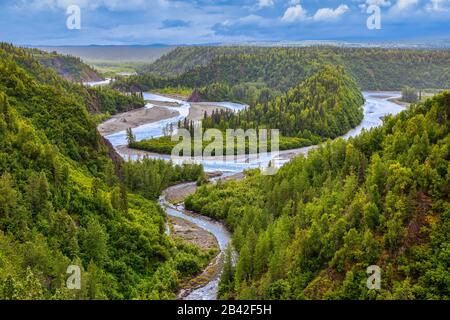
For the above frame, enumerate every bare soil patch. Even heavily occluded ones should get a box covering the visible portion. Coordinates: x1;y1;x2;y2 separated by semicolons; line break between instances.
98;106;178;136
187;103;227;121
165;183;198;204
170;216;218;251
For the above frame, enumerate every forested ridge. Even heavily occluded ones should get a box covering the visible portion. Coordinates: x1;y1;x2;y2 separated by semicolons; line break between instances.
2;41;449;301
2;44;103;83
0;43;145;117
149;47;450;91
113;46;450;103
185;92;450;300
202;65;364;139
0;44;209;299
142;47;266;76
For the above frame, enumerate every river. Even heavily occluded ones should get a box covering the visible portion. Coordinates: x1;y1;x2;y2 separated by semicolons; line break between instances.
159;183;232;300
99;89;405;300
84;78;113;87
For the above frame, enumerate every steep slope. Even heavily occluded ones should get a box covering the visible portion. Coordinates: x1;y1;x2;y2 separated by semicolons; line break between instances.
36;52;102;83
11;44;103;82
202;65;364;140
0;44;207;299
0;43;145;116
185;92;450;300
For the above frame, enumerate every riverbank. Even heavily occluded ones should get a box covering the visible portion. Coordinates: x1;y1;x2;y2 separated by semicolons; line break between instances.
178;253;223;300
98;106;179;136
153;92;190;101
169;213;222;300
170;215;218;251
162;183;222;299
99;99;229;136
187;103;227;121
389;97;410;107
99;91;406;300
160;180;235;300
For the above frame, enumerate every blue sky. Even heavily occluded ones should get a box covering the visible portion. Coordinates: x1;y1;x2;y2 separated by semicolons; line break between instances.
0;0;449;45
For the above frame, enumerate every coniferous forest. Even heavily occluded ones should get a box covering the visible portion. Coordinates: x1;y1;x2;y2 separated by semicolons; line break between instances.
113;46;450;104
130;65;365;154
185;92;450;300
3;0;450;312
0;40;449;303
0;44;208;299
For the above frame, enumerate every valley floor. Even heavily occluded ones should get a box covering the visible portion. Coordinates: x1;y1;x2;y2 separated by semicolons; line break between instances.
98;91;406;300
98;106;178;136
98;98;229;136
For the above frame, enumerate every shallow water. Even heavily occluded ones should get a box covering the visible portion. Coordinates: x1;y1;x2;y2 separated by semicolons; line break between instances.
106;93;190;146
83;78;112;87
160;192;231;252
105;91;404;174
342;92;404;140
159;186;232;300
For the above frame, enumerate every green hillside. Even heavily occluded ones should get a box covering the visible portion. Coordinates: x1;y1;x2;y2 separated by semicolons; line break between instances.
185;92;450;300
0;44;209;299
130;65;364;155
1;43;145;117
28;46;102;82
116;46;450;98
202;65;364;139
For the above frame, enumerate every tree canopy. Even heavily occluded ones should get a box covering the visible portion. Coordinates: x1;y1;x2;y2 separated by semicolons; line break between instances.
0;43;207;300
185;92;450;300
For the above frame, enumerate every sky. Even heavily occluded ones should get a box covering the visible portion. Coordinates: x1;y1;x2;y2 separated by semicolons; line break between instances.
0;0;449;45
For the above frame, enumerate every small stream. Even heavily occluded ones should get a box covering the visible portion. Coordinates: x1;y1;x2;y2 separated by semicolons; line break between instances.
160;183;231;252
98;89;406;300
159;180;234;300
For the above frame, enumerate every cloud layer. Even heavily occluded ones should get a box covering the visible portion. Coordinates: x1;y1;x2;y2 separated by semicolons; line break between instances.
0;0;449;45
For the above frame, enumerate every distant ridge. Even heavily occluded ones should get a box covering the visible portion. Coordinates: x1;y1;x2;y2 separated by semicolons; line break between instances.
24;38;450;50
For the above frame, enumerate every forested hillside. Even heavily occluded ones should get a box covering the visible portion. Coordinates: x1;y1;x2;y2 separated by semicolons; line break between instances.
202;65;364;139
115;46;450;99
129;65;364;154
10;44;103;82
0;44;209;299
36;53;101;83
185;92;450;300
1;43;145;117
142;46;263;76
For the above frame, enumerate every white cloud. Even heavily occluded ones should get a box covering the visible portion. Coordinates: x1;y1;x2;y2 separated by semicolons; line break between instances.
313;4;349;21
368;0;392;5
282;3;350;23
16;0;156;12
240;14;265;24
257;0;274;9
216;14;272;31
281;4;308;22
359;0;392;10
390;0;419;13
426;0;450;12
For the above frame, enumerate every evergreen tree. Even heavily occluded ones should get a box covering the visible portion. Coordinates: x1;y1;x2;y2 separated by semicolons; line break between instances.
126;127;136;145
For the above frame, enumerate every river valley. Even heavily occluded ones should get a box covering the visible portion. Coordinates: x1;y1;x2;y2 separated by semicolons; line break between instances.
98;90;405;300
